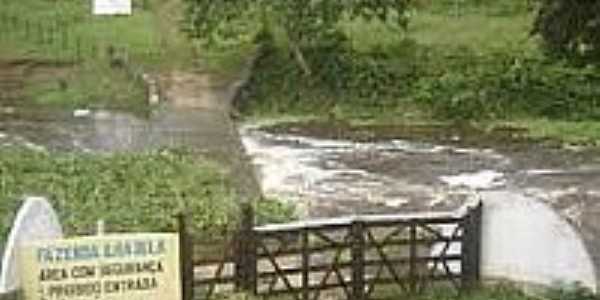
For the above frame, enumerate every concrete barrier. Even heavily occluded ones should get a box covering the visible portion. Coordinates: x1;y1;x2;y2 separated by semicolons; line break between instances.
480;191;597;292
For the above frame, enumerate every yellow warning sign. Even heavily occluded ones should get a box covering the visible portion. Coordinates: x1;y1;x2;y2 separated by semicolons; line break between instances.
19;233;181;300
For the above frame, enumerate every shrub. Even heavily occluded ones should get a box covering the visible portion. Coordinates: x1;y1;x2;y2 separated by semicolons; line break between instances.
533;0;600;63
239;42;600;122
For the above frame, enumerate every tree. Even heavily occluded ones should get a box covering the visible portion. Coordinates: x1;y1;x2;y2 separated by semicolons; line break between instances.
181;0;412;75
532;0;600;62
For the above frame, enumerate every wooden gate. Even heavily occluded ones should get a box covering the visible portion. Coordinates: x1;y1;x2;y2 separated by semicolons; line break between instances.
178;202;482;300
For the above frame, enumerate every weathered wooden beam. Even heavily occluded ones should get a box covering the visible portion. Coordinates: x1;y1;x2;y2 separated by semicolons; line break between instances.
254;212;463;233
177;213;194;300
351;221;365;300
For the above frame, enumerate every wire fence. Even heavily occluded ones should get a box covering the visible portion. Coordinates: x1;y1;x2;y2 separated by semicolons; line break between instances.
0;10;165;70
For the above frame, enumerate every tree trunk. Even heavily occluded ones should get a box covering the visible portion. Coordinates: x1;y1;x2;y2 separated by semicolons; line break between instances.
290;41;312;77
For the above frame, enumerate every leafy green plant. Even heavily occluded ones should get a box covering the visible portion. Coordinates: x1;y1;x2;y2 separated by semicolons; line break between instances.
0;148;239;246
255;198;296;225
240;39;600;123
532;0;600;63
181;0;412;76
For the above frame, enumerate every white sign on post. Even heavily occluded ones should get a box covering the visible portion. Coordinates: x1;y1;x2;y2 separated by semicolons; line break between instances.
93;0;132;16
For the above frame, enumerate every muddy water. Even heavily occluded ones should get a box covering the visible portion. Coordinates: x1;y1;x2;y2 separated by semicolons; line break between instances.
4;108;600;287
3;110;600;238
242;125;491;216
0;109;600;288
241;121;600;288
0;108;239;154
0;105;261;208
241;123;600;218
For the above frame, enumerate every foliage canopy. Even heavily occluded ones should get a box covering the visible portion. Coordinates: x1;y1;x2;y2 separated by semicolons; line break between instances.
181;0;412;74
533;0;600;62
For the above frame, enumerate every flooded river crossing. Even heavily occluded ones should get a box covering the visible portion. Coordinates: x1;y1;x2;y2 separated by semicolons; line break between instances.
3;110;600;288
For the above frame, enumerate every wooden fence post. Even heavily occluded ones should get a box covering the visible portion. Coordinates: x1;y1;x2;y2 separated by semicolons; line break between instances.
472;202;483;281
351;220;365;300
461;201;483;290
302;228;310;300
461;206;473;290
409;221;418;294
235;203;257;293
177;213;194;300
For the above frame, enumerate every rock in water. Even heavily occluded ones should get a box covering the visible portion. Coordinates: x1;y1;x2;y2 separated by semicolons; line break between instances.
0;197;63;294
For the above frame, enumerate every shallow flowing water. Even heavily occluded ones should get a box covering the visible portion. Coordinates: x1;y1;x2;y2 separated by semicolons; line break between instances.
240;123;600;219
4;110;599;224
4;110;600;288
0;108;236;153
241;122;600;290
242;124;546;217
240;122;600;289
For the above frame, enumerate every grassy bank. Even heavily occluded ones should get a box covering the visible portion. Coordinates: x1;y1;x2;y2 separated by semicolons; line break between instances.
212;283;600;300
212;285;538;300
0;147;293;247
0;0;198;111
235;1;600;145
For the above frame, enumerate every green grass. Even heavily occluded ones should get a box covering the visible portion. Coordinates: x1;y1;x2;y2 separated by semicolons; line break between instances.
0;148;237;247
0;0;195;70
0;0;255;110
211;285;538;300
0;0;202;111
22;61;147;111
0;147;296;248
498;120;600;145
342;10;535;55
239;1;600;145
381;285;535;300
212;282;600;300
407;12;536;54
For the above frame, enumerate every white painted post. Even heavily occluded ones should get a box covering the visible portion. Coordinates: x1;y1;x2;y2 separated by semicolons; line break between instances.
96;219;105;236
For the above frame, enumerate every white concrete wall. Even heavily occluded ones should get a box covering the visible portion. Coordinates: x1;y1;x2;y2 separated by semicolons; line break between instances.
480;191;597;291
0;198;63;294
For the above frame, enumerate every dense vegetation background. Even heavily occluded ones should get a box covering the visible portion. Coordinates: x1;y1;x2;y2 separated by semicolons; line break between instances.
183;0;600;142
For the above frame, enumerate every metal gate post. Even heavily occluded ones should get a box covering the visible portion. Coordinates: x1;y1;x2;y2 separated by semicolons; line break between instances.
235;203;257;293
